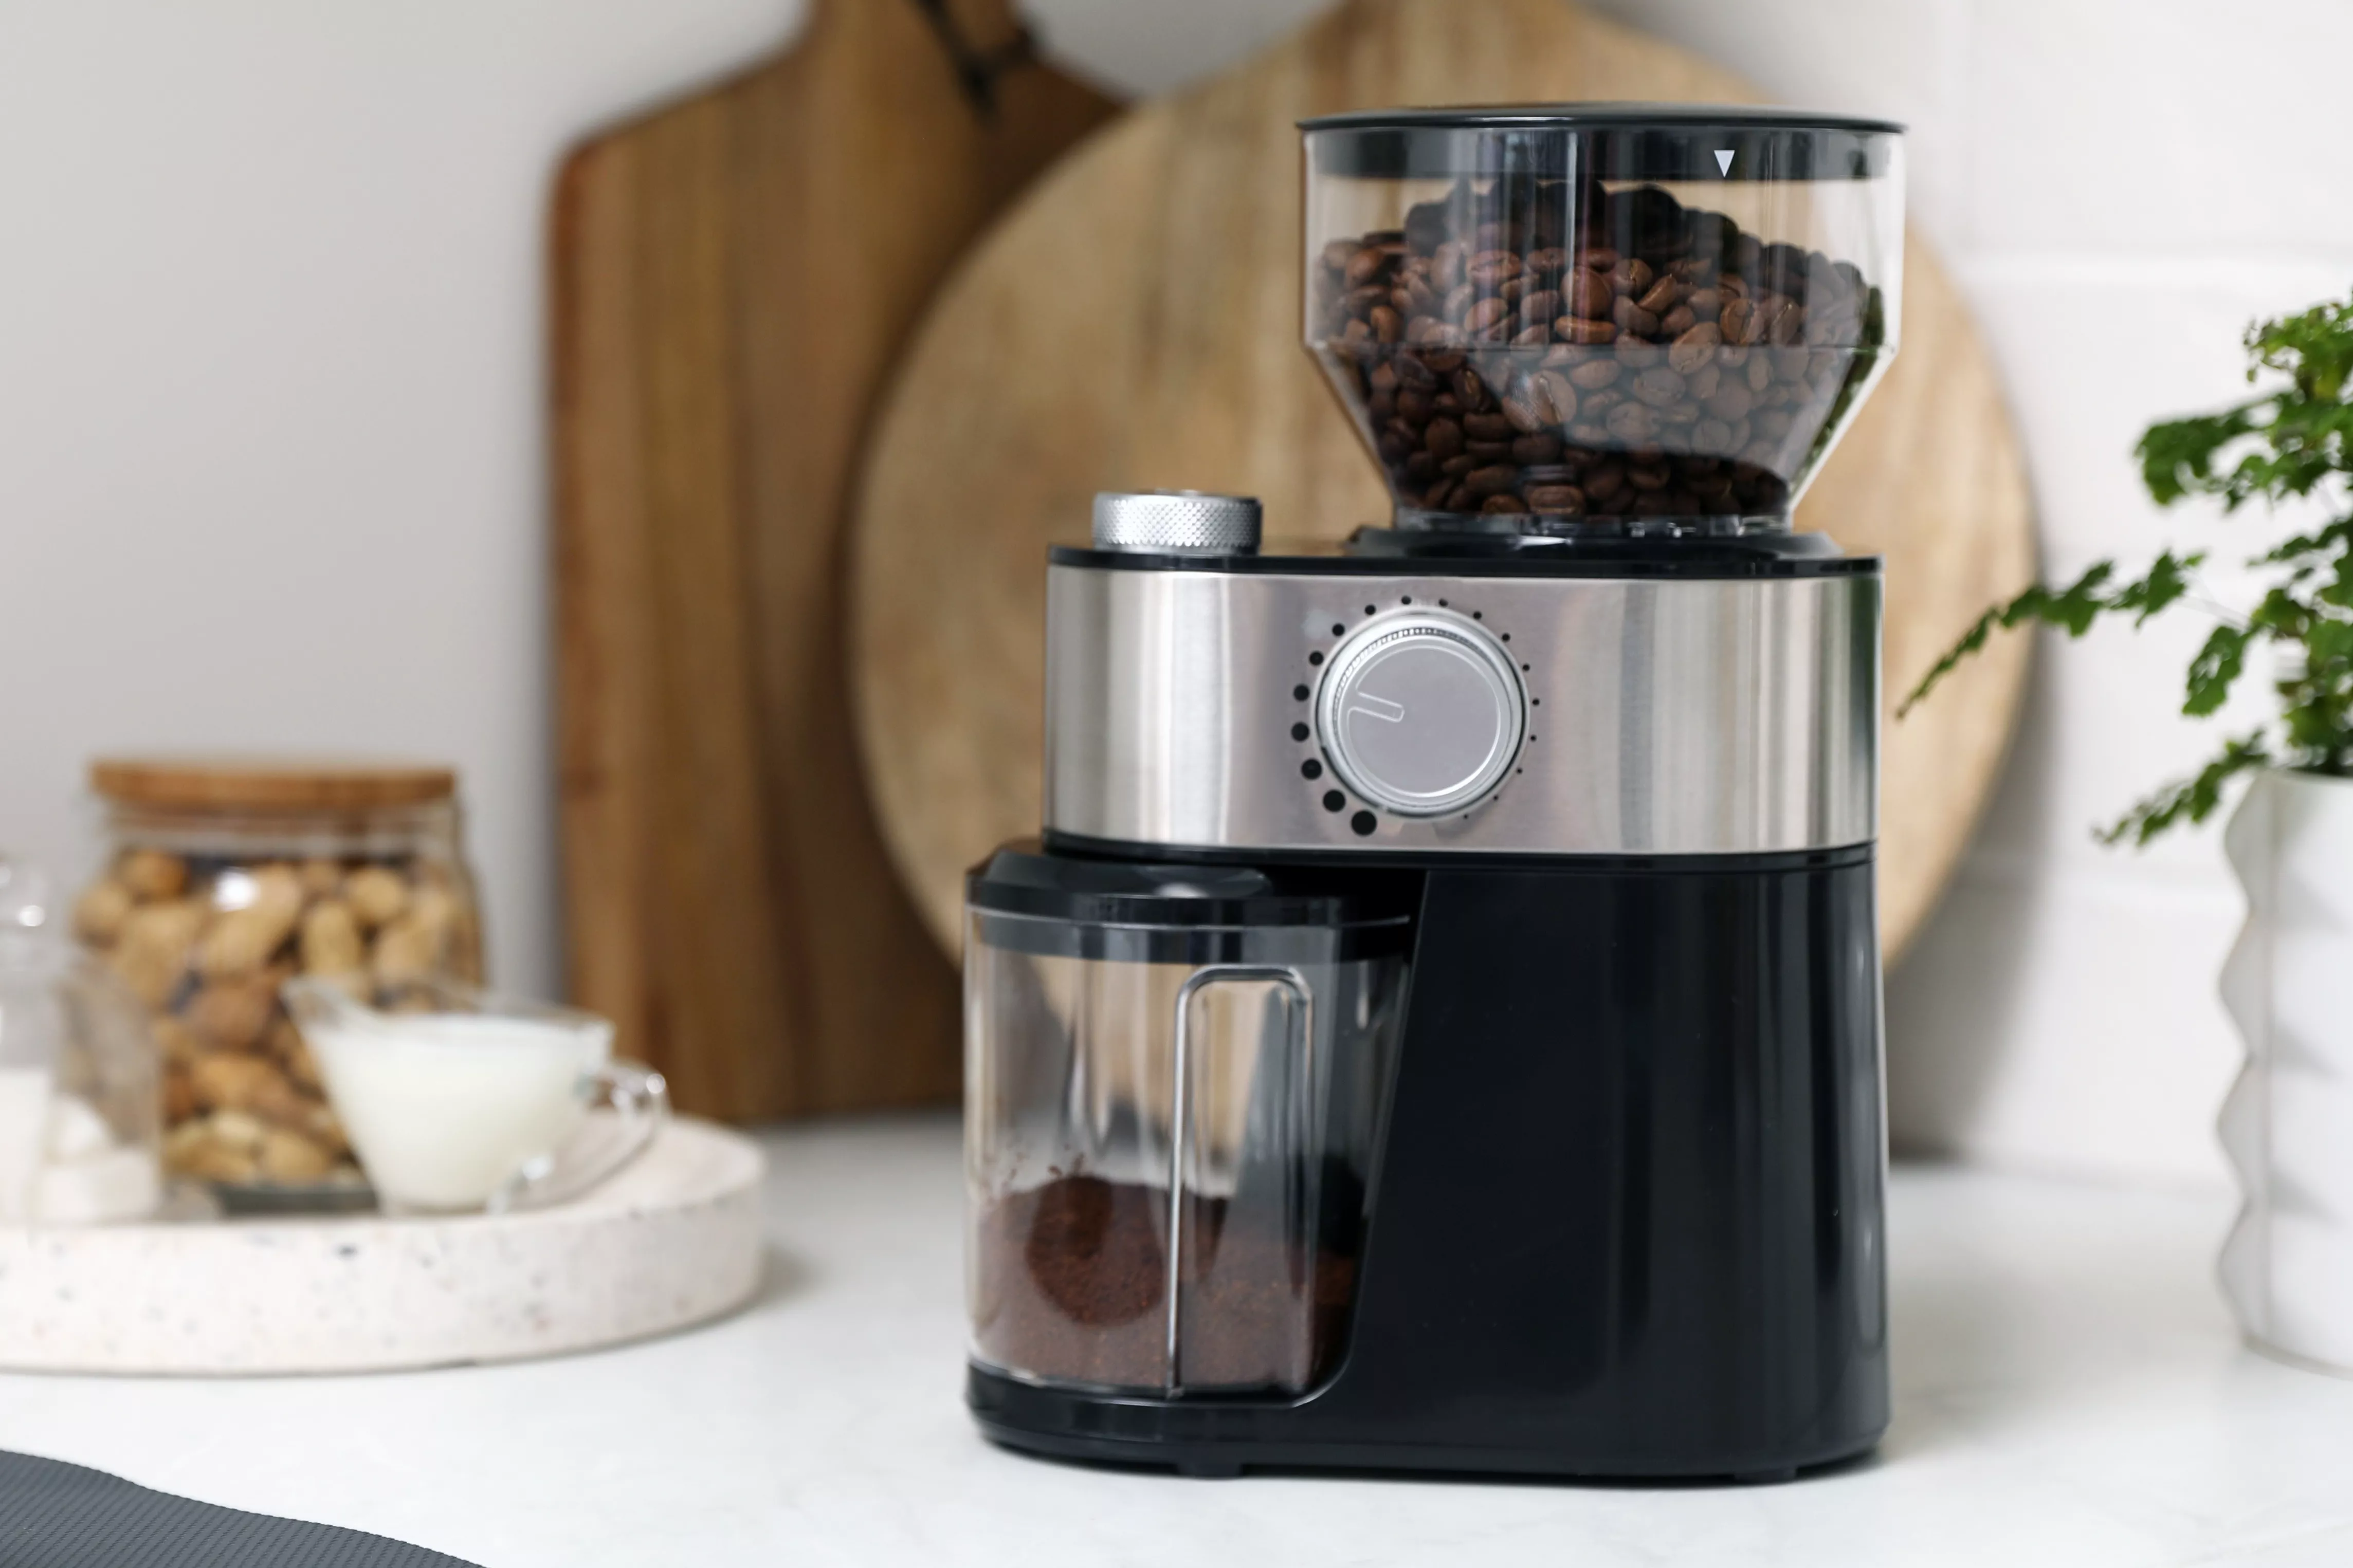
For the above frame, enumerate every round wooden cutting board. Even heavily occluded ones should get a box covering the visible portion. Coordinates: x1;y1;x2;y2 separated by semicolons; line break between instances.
849;0;2033;961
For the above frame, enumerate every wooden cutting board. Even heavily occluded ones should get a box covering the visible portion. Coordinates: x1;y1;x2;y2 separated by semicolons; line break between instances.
551;0;1117;1119
848;0;2034;964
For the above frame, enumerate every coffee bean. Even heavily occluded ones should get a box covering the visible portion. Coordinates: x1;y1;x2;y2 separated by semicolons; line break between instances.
1636;275;1682;315
1518;289;1562;326
1398;388;1432;423
1529;370;1578;423
1439;453;1476;478
1511;432;1564;465
1556;315;1616;345
1403;451;1436;483
1481;494;1530;514
1463;411;1516;441
1526;484;1585;514
1605;402;1661;444
1500;393;1546;434
1563;269;1614;320
1685;287;1722;321
1612;297;1659;337
1667;322;1722;375
1512;323;1553;346
1370;305;1402;343
1466;251;1522;290
1465;297;1511;334
1633;366;1687;408
1606;257;1654;298
1719;297;1758;346
1566;357;1621;391
1614;337;1666;370
1450;368;1493;410
1425;418;1464;460
1465;464;1519;497
1706;380;1755;422
1395;354;1437;390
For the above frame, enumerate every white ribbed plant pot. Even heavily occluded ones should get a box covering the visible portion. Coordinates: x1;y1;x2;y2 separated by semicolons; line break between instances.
2219;768;2353;1373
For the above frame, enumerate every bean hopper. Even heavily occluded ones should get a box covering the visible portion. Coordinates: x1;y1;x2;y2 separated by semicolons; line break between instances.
963;105;1903;1480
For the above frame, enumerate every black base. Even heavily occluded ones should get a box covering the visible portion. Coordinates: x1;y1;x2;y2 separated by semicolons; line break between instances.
974;855;1890;1482
970;1368;1877;1483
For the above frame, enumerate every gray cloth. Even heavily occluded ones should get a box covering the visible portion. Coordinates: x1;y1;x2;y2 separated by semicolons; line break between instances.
0;1450;481;1567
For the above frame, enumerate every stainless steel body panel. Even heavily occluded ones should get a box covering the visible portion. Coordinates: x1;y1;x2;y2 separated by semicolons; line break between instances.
1043;561;1880;856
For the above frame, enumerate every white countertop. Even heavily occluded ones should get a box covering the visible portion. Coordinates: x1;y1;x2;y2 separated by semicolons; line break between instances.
4;1115;2351;1567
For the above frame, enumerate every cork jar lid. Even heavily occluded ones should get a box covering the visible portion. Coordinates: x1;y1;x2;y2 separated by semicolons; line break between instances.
90;756;458;813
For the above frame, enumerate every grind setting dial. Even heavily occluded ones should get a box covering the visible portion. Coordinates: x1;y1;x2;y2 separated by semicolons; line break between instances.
1315;611;1527;818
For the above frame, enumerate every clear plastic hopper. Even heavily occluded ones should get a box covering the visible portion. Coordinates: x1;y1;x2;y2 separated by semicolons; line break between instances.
1303;105;1905;539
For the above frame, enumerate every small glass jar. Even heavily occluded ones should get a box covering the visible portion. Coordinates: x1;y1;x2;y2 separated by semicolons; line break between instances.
0;858;162;1225
70;758;485;1211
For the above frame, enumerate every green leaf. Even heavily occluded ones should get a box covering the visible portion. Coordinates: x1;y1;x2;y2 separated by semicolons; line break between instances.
1898;555;2204;716
2099;734;2272;846
2184;624;2250;716
1897;561;2115;716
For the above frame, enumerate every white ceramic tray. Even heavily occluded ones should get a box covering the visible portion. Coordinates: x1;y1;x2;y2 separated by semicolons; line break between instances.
0;1115;764;1374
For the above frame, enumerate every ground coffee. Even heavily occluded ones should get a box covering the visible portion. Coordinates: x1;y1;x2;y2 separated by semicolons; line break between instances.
973;1174;1358;1394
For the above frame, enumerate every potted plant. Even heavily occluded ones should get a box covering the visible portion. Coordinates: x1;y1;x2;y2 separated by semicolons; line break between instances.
1906;292;2353;1374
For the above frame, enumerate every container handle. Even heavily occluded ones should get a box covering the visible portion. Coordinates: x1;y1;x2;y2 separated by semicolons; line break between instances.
1164;964;1311;1394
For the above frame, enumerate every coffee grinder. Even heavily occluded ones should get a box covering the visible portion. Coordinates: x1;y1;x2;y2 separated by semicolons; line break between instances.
962;106;1903;1480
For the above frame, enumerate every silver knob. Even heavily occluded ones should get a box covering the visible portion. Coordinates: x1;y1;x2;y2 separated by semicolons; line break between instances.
1317;611;1526;818
1091;491;1262;555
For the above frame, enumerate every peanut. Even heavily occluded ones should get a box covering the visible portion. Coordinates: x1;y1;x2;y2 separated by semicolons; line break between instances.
373;887;454;985
186;975;280;1050
190;1051;308;1125
112;899;204;1007
71;879;133;946
195;864;304;978
299;898;363;976
118;848;188;901
343;865;409;929
259;1128;333;1183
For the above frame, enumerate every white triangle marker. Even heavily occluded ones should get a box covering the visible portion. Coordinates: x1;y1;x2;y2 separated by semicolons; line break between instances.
1713;148;1735;175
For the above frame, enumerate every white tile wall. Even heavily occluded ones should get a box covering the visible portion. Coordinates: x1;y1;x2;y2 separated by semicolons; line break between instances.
1582;0;2353;1184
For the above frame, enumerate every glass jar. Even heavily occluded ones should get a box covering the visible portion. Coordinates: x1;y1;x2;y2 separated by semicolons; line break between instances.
0;858;161;1225
964;847;1413;1396
1302;106;1905;537
71;758;485;1211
